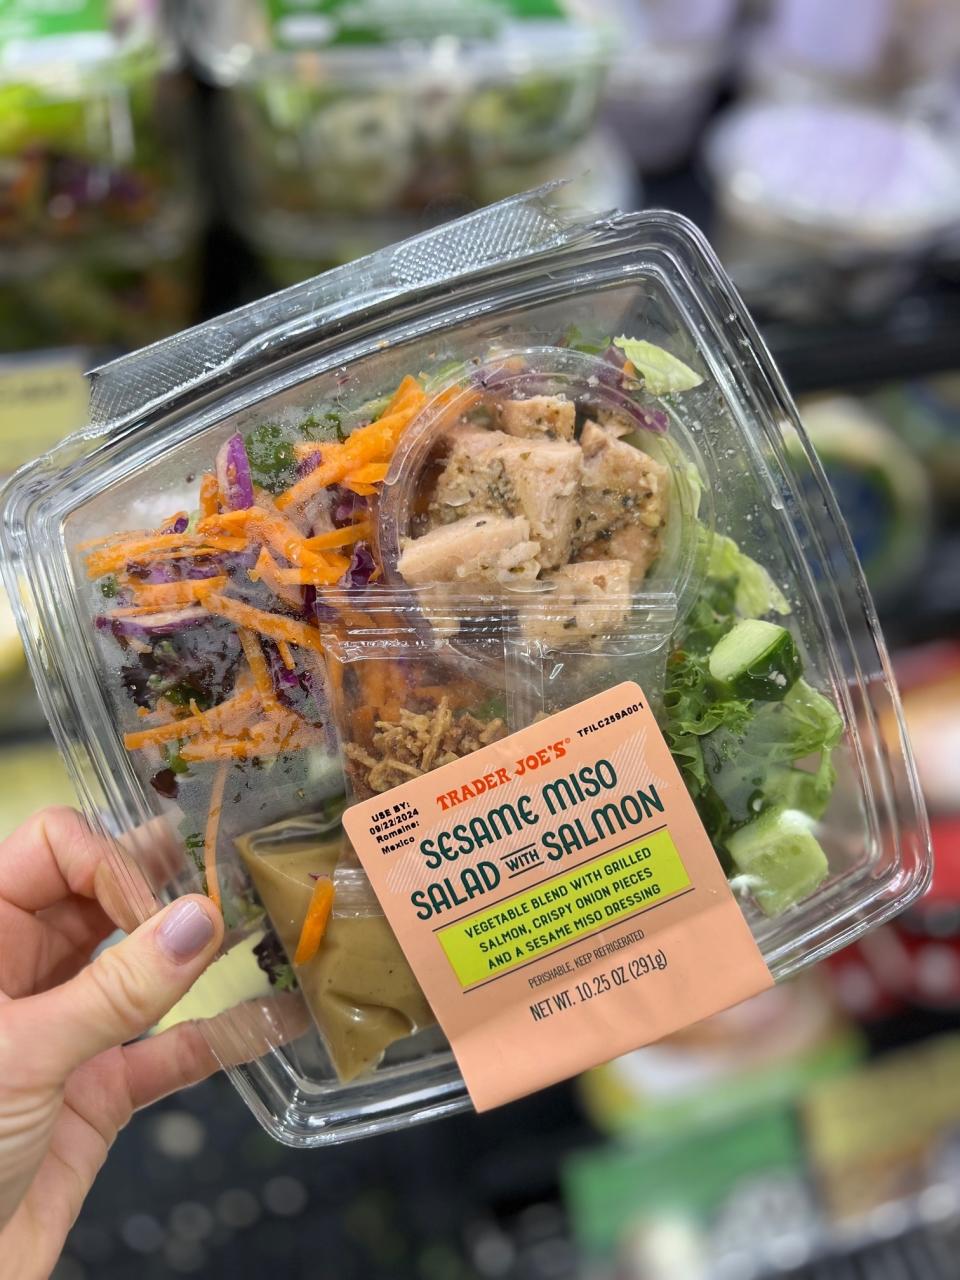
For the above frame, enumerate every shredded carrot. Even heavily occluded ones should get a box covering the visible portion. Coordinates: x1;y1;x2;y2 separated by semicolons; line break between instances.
250;713;309;753
107;604;205;619
178;710;313;763
118;547;238;572
203;764;228;911
364;658;390;712
124;716;197;751
343;463;389;486
304;522;371;551
161;510;189;530
276;639;296;670
200;691;263;738
199;471;219;519
123;687;261;751
384;374;425;415
126;576;228;610
247;548;305;610
198;506;333;574
273;554;350;587
178;710;322;762
181;739;254;763
260;513;347;571
294;877;335;966
275;379;425;511
238;628;280;711
195;509;254;534
204;593;326;654
86;534;245;579
77;527;158;552
342;481;379;497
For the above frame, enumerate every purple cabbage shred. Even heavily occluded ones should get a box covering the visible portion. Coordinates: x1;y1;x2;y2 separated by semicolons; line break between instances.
215;433;255;510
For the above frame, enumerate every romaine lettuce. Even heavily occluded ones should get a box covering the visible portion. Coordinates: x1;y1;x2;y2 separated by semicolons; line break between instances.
613;336;703;396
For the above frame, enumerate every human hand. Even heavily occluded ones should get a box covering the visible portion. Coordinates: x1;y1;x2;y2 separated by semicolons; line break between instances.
0;808;223;1280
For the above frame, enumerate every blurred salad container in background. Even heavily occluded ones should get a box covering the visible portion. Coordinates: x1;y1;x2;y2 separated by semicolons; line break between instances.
0;0;201;353
183;0;609;251
702;99;960;320
599;0;739;173
0;214;199;353
794;395;931;604
873;374;960;505
240;126;639;291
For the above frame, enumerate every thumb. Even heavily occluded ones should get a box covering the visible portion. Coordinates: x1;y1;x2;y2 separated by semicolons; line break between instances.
11;896;223;1084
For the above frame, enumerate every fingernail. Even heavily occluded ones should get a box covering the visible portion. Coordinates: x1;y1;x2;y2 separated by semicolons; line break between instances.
156;900;215;963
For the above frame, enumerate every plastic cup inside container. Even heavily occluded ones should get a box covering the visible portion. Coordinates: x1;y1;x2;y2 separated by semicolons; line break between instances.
320;599;512;804
376;345;710;626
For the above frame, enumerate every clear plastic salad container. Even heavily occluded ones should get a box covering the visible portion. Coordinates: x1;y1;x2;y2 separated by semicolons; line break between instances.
0;190;931;1145
0;0;193;248
184;0;608;230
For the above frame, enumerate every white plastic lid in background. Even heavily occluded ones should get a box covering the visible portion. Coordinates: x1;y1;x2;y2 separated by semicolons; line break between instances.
744;0;960;97
704;100;960;250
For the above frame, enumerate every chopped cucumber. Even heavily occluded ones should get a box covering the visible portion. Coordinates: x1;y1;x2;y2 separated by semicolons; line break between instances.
708;619;802;701
727;807;829;917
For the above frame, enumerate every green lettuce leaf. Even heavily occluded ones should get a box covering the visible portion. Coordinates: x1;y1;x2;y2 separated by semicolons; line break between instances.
702;680;843;826
707;533;790;618
613;336;703;396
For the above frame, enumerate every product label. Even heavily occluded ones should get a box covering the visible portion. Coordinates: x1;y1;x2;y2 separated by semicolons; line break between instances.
0;353;89;475
343;681;774;1111
267;0;565;47
0;0;108;46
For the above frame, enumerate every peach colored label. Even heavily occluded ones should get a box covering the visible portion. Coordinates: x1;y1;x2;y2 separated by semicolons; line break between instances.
342;681;773;1111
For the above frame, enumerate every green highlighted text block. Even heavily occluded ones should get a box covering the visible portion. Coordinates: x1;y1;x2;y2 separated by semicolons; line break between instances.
439;830;690;988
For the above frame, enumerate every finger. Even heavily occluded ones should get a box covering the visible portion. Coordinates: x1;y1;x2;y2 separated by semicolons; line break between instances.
0;807;107;912
0;897;116;998
93;859;143;935
6;895;223;1086
110;815;193;913
123;991;310;1110
122;1023;218;1110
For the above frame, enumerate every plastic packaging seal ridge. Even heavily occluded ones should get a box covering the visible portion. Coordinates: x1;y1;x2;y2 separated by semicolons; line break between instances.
85;184;606;433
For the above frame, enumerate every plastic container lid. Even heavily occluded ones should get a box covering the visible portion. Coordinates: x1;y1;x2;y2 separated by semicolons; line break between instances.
704;101;960;252
0;190;931;1144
